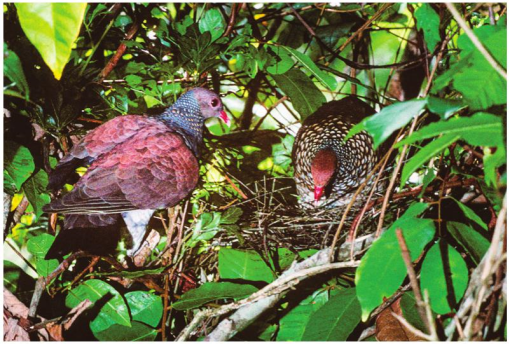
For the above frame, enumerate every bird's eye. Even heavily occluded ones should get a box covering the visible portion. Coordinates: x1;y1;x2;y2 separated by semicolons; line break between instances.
211;98;219;107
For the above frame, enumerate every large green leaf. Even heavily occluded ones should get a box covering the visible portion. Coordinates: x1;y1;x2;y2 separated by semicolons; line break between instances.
125;291;163;328
426;97;466;120
400;133;460;188
4;141;35;194
420;242;469;315
450;198;488;231
94;321;158;341
281;46;337;91
66;280;131;332
198;8;225;42
355;203;435;321
277;290;332;341
272;69;326;120
173;282;258;310
446;222;490;263
15;3;87;80
4;43;29;99
414;4;440;53
348;99;428;149
26;233;59;277
22;169;51;220
302;288;361;341
398;112;504;148
218;249;275;283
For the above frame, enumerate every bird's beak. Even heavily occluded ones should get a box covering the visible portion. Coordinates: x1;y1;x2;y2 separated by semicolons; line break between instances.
313;186;324;207
219;110;231;127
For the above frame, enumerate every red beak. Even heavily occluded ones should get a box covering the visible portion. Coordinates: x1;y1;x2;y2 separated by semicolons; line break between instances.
219;110;230;127
314;185;324;207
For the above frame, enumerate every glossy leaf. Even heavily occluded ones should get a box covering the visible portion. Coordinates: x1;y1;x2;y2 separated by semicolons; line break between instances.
272;69;326;120
198;8;225;42
356;203;435;321
401;134;459;188
426;97;466;120
27;233;59;277
15;3;87;80
125;291;163;328
420;242;469;314
66;279;131;332
450;197;488;230
173;282;258;310
4;43;29;98
446;222;490;263
348;99;428;149
4;141;35;194
277;290;331;341
398;112;504;148
302;288;361;341
281;46;337;91
22;169;51;220
415;4;440;53
267;45;294;75
94;321;157;341
218;249;275;283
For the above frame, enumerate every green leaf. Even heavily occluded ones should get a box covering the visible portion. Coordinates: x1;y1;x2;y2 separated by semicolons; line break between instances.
415;4;441;53
15;3;87;80
446;222;490;263
400;292;428;333
272;69;326;120
398;112;504;148
198;8;225;42
22;170;51;220
125;74;143;87
420;242;469;315
221;207;243;224
218;249;275;283
66;280;131;332
93;321;157;341
173;282;258;310
125;291;163;328
400;134;460;188
26;234;59;277
277;290;331;341
449;197;488;230
348;99;427;149
355;203;435;321
484;146;506;187
267;45;294;75
4;43;29;99
426;97;466;120
302;288;361;341
281;46;337;90
4;141;35;194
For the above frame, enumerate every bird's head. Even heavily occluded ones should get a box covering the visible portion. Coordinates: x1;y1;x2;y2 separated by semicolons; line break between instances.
186;87;230;126
310;148;338;206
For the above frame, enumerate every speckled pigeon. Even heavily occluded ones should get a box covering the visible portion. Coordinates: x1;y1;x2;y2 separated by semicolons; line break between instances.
43;88;229;258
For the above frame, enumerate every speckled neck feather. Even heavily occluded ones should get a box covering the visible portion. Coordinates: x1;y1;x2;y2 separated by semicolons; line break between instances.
158;90;205;155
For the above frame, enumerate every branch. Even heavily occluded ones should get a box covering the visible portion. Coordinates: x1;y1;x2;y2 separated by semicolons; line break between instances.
176;245;365;341
445;3;507;80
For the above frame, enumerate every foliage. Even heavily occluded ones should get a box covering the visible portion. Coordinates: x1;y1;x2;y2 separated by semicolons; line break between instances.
3;2;506;341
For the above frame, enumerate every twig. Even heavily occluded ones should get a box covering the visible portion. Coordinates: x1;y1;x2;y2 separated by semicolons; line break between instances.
375;114;419;237
98;20;140;82
224;173;248;199
395;228;432;335
222;3;238;37
445;3;507;79
391;311;434;341
176;248;359;341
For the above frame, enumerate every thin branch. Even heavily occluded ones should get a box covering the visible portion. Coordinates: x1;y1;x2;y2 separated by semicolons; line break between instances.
445;3;507;79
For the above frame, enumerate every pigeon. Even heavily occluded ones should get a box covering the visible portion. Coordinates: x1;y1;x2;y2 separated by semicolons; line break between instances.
43;87;230;258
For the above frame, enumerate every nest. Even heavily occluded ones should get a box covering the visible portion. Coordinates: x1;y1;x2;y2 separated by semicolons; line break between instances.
215;176;389;253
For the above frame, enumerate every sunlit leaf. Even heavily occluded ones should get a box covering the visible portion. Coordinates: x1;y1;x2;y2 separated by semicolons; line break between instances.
173;282;258;310
198;8;225;42
218;248;275;283
356;203;435;321
125;291;163;328
4;141;35;194
420;242;469;315
15;3;87;80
